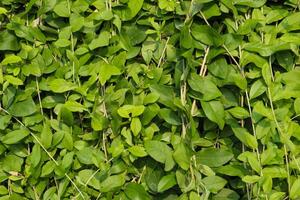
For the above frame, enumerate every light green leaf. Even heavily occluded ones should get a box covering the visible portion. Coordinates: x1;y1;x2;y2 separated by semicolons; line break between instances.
49;79;77;93
191;24;224;46
100;173;126;192
1;55;22;65
196;148;233;167
231;124;258;149
8;98;37;117
202;176;227;193
130;117;142;136
1;129;30;144
201;100;225;129
157;173;177;192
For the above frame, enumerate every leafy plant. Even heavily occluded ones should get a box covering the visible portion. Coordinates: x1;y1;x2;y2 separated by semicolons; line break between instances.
0;0;300;199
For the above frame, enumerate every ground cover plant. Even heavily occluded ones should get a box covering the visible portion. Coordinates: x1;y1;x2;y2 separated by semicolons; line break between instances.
1;0;300;199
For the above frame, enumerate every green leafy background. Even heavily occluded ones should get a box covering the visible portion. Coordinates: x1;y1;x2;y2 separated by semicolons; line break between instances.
0;0;300;199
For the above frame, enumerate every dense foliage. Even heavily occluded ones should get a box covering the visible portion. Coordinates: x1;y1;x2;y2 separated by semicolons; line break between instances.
1;0;300;199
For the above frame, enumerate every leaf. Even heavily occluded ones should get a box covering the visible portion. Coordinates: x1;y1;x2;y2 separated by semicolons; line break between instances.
266;9;289;24
188;73;222;101
0;115;11;130
78;169;100;190
212;189;240;200
157;173;177;192
227;107;250;119
201;100;225;129
88;31;110;50
1;55;22;65
124;183;151;200
145;140;175;171
117;105;145;118
30;144;41;168
173;142;192;170
231;124;258;149
70;13;84;32
4;75;23;85
158;0;176;11
128;146;147;157
115;0;144;21
233;0;266;7
8;98;37;117
53;0;70;17
249;79;266;99
64;100;87;112
159;108;181;125
41;161;56;177
202;176;227;193
290;178;300;199
196;148;234;167
1;129;30;144
0;30;20;51
91;112;108;131
98;63;121;85
130;117;142;136
99;173;126;192
191;24;224;46
242;175;261;184
278;12;300;33
49;79;77;93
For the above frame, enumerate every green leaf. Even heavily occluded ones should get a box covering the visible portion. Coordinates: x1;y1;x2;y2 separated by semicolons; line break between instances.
49;79;77;93
266;9;289;24
70;13;84;32
77;169;100;190
0;115;11;130
128;146;147;157
249;79;266;99
227;107;250;119
53;0;70;17
1;55;22;65
130;117;142;136
242;175;261;184
278;12;300;33
188;73;222;101
196;148;233;167
231;124;258;149
1;154;23;172
201;100;225;129
88;31;110;50
117;105;145;118
191;24;224;46
98;63;121;85
158;0;176;11
159;108;181;125
145;140;175;171
8;98;37;117
202;176;227;193
41;161;56;177
290;178;300;199
99;173;126;192
157;173;177;192
115;0;144;21
1;129;30;144
124;183;151;200
4;75;23;85
234;0;266;7
173;142;192;170
212;189;240;200
0;30;20;51
30;144;41;168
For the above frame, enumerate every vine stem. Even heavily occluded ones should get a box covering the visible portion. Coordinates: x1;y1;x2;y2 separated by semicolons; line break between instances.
0;107;85;199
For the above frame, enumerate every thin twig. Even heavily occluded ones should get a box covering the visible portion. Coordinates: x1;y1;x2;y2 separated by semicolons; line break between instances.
157;37;170;68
